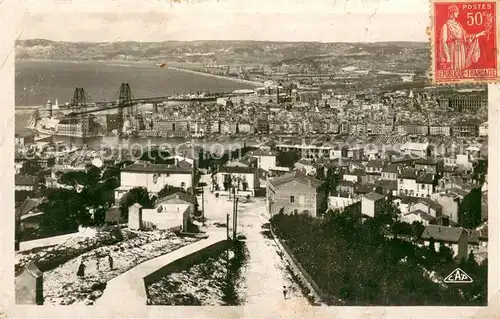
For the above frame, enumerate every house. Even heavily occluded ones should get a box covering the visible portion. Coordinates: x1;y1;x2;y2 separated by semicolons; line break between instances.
375;179;398;196
214;166;258;195
267;171;326;218
16;198;45;232
155;191;198;218
381;163;400;181
420;225;469;260
15;175;39;192
400;209;436;226
294;159;316;176
397;169;435;198
226;156;258;168
400;142;430;158
337;180;356;196
361;192;386;218
128;201;190;232
414;158;438;174
328;193;360;211
396;196;442;219
435;192;461;223
15;133;35;147
248;148;278;171
114;162;195;202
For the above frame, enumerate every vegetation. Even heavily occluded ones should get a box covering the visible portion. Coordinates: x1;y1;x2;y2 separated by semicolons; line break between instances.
276;150;300;168
270;212;487;306
458;188;483;229
119;187;154;222
32;164;120;237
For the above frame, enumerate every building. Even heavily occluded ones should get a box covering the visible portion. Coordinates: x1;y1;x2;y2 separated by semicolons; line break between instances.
429;124;451;136
267;171;325;218
328;194;360;211
381;163;399;181
248;148;278;171
213;166;258;195
15;133;35;147
15;174;39;192
452;122;478;137
361;192;386;218
420;225;469;260
114;162;195;202
478;122;488;137
128;201;190;232
397;169;435;198
400;142;430;158
446;92;487;112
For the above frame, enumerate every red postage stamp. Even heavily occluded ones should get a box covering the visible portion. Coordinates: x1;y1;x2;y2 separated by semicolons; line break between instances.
431;0;500;83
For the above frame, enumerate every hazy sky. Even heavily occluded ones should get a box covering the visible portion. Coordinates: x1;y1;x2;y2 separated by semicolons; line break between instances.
16;0;429;42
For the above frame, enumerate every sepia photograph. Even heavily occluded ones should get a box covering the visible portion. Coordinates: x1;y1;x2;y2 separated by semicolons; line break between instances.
1;0;499;318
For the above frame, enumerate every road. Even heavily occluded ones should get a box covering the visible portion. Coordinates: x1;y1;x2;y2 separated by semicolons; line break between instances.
198;175;311;310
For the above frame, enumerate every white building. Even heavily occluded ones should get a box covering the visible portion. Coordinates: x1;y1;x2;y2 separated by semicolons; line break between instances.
328;194;360;211
397;169;435;198
400;142;429;158
248;148;278;172
361;192;386;218
478;122;488;137
114;162;194;202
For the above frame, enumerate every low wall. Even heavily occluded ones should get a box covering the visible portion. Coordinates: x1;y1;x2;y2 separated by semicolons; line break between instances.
270;227;325;305
143;239;231;302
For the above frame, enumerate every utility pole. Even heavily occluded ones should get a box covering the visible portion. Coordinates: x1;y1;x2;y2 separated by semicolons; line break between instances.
233;197;239;241
201;186;205;226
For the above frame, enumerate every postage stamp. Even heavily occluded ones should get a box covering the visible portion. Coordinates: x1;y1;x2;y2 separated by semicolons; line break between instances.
431;0;500;83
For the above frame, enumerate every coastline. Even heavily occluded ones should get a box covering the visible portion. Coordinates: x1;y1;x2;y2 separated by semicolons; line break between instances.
167;66;264;87
16;58;264;89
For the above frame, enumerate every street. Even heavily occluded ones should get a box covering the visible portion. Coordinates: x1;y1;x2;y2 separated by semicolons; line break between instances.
198;175;311;308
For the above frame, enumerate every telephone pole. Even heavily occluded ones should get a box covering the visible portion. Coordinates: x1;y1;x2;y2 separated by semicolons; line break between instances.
201;186;205;226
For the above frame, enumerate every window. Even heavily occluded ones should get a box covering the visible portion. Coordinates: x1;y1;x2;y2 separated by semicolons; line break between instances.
421;184;425;189
290;196;295;203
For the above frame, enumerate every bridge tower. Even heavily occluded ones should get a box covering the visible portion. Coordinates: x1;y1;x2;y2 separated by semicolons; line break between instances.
71;87;89;139
118;83;132;133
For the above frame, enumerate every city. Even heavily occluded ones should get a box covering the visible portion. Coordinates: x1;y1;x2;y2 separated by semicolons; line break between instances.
12;14;489;312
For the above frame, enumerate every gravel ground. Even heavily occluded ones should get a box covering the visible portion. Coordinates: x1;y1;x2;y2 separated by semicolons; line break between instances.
17;228;201;305
147;242;248;306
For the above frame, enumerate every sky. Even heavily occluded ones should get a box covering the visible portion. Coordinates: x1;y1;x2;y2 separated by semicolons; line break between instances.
14;0;430;42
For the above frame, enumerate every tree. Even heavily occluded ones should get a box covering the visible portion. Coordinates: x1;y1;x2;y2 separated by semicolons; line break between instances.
472;160;487;184
276;151;300;168
325;168;341;195
38;188;91;235
119;187;153;221
157;184;185;198
21;159;43;175
458;188;482;228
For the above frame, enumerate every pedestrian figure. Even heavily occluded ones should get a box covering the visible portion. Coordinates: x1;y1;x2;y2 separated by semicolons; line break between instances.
95;252;101;271
283;286;287;300
108;254;114;270
77;260;85;278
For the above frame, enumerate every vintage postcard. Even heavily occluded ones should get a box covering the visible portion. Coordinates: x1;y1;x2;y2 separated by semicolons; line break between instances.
1;0;499;318
431;0;500;83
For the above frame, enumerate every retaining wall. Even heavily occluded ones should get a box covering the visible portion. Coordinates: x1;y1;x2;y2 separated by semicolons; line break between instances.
143;239;231;301
270;227;325;305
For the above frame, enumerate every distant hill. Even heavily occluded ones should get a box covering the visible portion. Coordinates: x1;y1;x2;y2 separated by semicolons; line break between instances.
15;39;429;72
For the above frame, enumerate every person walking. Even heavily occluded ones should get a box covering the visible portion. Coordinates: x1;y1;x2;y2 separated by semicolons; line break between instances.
95;252;101;271
283;285;287;300
108;254;114;270
77;260;86;278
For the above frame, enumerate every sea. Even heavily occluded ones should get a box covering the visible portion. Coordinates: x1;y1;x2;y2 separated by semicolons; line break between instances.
15;60;257;149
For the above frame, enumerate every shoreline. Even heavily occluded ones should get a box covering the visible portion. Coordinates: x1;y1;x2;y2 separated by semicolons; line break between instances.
16;58;264;92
